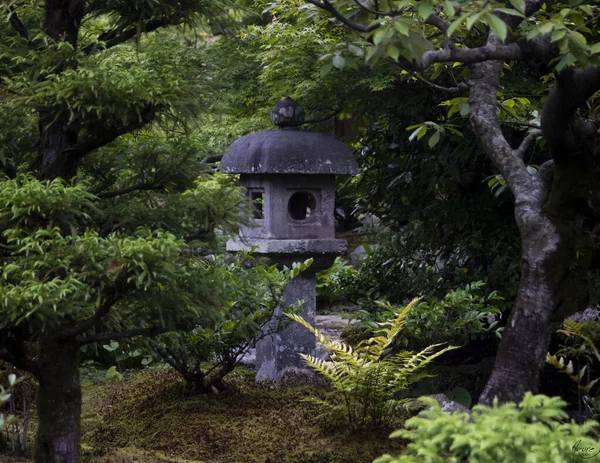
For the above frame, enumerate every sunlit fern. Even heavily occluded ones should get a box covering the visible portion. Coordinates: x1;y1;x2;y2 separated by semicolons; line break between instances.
287;297;458;430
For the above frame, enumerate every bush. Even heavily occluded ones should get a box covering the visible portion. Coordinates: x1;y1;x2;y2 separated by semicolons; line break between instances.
316;257;357;304
375;393;600;463
288;298;458;431
352;282;504;351
150;255;312;394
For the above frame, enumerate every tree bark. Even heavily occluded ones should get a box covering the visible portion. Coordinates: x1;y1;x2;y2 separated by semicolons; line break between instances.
479;211;568;404
34;337;81;463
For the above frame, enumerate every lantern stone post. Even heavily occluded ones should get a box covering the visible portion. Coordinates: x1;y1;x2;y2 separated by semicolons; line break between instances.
220;98;357;381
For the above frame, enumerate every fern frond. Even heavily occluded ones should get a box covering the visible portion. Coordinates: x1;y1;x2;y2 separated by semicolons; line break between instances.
381;297;422;350
362;297;422;356
288;313;357;361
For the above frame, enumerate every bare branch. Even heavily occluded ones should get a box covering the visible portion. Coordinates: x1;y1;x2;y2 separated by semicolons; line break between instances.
77;326;169;345
514;129;542;160
414;74;469;94
306;0;379;33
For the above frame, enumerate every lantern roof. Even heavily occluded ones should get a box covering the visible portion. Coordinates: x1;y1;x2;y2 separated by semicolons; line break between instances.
220;98;358;175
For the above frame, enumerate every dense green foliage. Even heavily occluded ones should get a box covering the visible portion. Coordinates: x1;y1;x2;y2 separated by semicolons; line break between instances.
376;394;600;463
374;281;505;349
0;175;230;338
289;298;457;431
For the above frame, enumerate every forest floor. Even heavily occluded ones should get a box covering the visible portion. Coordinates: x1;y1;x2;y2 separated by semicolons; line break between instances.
1;313;405;463
79;367;404;463
0;366;404;463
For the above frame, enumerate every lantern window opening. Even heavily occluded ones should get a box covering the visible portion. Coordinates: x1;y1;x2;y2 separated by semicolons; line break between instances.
247;188;264;219
288;191;317;221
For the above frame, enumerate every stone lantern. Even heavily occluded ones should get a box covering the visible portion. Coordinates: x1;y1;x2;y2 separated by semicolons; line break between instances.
220;98;357;381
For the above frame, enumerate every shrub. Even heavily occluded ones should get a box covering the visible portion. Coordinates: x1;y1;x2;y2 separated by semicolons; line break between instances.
375;393;600;463
316;257;357;304
288;298;457;431
353;282;504;350
151;255;312;394
395;281;504;348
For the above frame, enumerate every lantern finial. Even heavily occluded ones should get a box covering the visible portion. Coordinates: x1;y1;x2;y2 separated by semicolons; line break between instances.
271;97;305;127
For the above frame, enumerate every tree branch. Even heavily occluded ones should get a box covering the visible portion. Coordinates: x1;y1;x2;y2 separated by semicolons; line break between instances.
352;0;404;17
7;6;31;39
425;13;449;34
77;326;169;345
51;106;159;177
57;292;118;341
541;66;600;163
306;0;379;33
82;19;169;55
417;42;524;71
514;129;542;160
468;36;530;198
0;349;40;377
97;182;166;199
414;73;469;94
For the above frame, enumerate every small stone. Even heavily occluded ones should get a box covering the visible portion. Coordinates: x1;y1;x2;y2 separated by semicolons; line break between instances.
428;393;473;416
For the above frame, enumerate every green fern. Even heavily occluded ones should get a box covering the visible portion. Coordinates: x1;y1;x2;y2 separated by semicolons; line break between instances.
287;298;458;431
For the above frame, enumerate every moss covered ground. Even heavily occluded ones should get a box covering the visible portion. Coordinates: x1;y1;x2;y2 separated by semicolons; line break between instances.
76;366;404;463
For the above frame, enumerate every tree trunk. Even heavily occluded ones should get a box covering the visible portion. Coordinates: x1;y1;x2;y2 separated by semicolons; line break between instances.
34;338;81;463
479;198;578;405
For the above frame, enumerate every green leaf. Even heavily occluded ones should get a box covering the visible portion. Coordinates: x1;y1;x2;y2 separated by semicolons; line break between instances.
568;30;587;50
590;43;600;55
459;102;471;116
332;54;346;70
373;29;387;46
551;28;567;43
466;11;486;31
447;13;468;36
428;131;441;148
418;0;433;20
320;62;333;78
443;1;455;18
348;44;364;57
508;0;525;14
393;19;410;36
487;14;507;42
103;341;119;352
387;45;401;61
495;8;524;18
